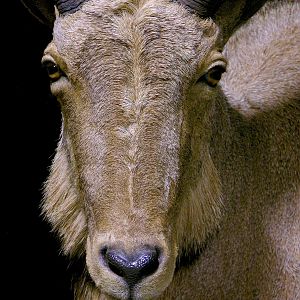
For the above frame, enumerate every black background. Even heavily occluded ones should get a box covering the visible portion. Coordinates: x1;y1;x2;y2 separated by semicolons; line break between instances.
4;1;73;299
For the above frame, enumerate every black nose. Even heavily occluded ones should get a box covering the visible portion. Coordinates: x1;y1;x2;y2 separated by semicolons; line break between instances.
101;246;160;287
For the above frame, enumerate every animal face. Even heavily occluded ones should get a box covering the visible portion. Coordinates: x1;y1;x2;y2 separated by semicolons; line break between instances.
42;0;226;298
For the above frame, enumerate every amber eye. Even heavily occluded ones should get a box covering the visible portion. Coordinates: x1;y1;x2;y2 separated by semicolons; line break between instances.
198;65;226;87
42;60;62;82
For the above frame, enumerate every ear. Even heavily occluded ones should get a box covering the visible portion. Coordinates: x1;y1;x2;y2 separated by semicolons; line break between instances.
21;0;55;27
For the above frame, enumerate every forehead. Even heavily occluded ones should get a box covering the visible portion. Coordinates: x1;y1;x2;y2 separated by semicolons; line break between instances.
53;0;218;68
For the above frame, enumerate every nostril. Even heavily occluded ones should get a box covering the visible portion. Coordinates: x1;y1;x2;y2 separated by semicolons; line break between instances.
100;246;160;287
101;246;128;278
129;247;160;279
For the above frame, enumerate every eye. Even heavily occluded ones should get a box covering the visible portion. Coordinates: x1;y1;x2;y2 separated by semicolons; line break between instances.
42;60;63;82
198;65;226;87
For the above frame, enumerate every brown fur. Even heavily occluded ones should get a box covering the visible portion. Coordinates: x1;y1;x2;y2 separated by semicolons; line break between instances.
40;0;299;299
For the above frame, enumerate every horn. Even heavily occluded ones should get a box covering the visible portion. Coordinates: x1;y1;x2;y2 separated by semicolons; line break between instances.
55;0;87;15
175;0;223;17
176;0;267;45
175;0;267;20
21;0;87;27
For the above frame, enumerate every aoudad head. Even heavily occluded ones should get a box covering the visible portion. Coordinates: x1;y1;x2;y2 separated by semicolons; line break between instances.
23;0;231;298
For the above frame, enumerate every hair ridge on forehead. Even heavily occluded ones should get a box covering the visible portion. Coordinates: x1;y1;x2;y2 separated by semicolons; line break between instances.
57;0;219;68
